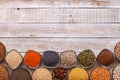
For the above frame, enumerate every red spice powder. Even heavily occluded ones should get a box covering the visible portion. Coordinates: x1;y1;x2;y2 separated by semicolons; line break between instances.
24;50;42;68
97;49;114;67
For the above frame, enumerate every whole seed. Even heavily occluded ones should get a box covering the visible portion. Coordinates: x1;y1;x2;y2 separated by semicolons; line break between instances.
113;64;120;80
53;66;67;80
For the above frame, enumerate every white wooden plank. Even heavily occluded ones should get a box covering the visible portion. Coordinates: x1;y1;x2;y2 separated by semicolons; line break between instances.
0;0;120;8
0;38;119;55
0;8;119;23
0;24;120;37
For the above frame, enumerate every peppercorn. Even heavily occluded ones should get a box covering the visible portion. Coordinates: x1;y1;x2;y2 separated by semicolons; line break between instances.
53;66;67;80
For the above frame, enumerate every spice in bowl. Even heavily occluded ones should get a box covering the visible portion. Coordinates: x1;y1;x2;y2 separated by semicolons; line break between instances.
53;66;67;80
0;64;9;80
24;50;42;69
42;51;59;68
97;49;114;67
32;67;52;80
115;42;120;59
0;42;6;61
113;64;120;80
60;50;77;68
68;67;89;80
90;67;110;80
10;67;31;80
5;49;23;69
77;49;95;68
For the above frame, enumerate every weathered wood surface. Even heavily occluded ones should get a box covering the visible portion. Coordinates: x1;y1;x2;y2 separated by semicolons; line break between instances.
0;0;120;56
0;8;119;23
0;0;120;7
0;24;120;38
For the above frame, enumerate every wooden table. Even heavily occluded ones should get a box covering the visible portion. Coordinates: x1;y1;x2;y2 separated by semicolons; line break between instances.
0;0;120;79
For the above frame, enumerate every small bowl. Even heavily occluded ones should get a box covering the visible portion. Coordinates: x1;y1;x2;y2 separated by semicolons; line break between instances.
5;49;23;69
52;66;68;80
42;50;60;68
96;49;115;69
0;42;6;61
90;67;111;80
60;50;77;68
67;66;89;80
24;50;42;69
114;41;120;61
77;49;96;69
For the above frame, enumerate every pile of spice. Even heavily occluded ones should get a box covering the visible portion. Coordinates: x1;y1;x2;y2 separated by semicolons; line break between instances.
0;42;6;61
5;49;23;69
97;49;114;67
24;50;42;69
77;49;95;68
68;67;89;80
0;64;8;80
10;67;31;80
113;64;120;80
53;66;67;80
60;50;77;67
115;42;120;59
90;67;110;80
32;67;52;80
42;51;59;68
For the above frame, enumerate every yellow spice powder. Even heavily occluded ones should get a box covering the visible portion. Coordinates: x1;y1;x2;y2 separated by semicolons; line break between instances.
68;67;89;80
90;67;110;80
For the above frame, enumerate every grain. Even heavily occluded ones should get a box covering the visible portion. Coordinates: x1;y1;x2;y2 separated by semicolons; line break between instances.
32;67;52;80
113;64;120;80
5;49;23;69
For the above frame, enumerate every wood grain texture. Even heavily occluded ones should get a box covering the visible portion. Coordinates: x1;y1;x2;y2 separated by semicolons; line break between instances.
0;0;120;7
0;8;119;23
0;38;119;54
0;24;120;38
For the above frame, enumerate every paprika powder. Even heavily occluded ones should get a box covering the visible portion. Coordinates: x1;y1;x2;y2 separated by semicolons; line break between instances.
24;50;42;69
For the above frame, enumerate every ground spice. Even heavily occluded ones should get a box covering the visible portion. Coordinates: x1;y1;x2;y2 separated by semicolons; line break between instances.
77;49;95;68
68;67;89;80
42;51;59;68
32;67;52;80
97;49;114;67
113;64;120;80
5;49;23;69
53;66;67;80
24;50;42;69
60;50;77;67
0;42;6;61
10;67;31;80
0;64;8;80
90;67;110;80
115;42;120;59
